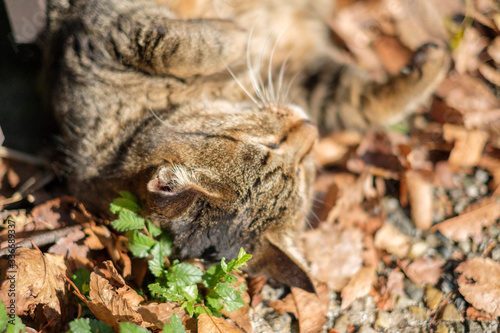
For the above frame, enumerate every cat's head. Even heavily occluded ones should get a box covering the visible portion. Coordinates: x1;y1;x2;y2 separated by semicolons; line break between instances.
134;101;318;292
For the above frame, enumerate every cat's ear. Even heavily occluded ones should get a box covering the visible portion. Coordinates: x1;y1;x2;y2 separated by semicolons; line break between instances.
146;165;214;219
249;233;316;294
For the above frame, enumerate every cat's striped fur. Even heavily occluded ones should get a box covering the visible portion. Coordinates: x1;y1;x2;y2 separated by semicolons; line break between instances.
44;0;449;291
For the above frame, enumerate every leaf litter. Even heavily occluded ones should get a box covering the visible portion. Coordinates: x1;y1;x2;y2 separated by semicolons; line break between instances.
1;0;500;332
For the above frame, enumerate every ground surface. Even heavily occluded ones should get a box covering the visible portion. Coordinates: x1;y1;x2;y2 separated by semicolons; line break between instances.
1;0;500;332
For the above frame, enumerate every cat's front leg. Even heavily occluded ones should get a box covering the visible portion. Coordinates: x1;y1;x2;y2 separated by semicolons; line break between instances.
109;13;247;77
300;43;450;132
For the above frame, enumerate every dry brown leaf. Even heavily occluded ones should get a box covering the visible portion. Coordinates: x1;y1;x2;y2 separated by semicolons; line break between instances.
85;270;144;329
374;223;410;258
302;224;364;291
479;63;500;86
198;313;244;333
292;284;328;333
436;75;500;129
29;196;78;231
456;258;500;317
373;35;413;75
378;270;405;311
431;196;500;243
405;170;434;230
314;137;349;167
399;258;445;286
341;266;376;310
452;27;488;74
134;302;186;330
48;229;89;258
0;248;72;329
443;124;489;169
488;37;500;65
269;293;297;317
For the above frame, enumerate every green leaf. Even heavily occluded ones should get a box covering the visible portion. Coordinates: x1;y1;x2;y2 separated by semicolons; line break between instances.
146;219;162;238
68;318;91;333
89;319;113;333
205;296;223;311
203;264;225;289
167;263;203;287
110;191;141;214
119;322;149;333
111;211;145;231
162;314;186;333
6;315;26;333
148;242;166;277
110;198;141;214
119;190;140;203
127;230;157;258
237;248;252;265
223;293;245;313
72;268;91;297
0;299;7;332
158;233;173;257
180;285;198;302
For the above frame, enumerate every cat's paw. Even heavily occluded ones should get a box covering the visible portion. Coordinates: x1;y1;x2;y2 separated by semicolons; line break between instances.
402;43;451;81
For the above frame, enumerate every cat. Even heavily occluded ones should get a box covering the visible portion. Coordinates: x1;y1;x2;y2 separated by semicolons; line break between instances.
43;0;450;292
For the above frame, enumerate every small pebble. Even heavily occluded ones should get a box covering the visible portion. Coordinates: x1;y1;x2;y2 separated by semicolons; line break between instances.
374;311;390;329
409;242;429;258
453;322;466;333
333;314;349;333
437;246;452;259
405;280;424;301
491;247;500;261
441;280;453;294
439;304;462;322
467;320;483;333
458;240;471;254
409;306;428;320
357;325;377;333
475;169;489;183
435;323;449;333
454;297;466;312
424;286;443;311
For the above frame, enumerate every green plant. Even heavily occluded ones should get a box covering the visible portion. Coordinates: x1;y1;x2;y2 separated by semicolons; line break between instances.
110;191;252;317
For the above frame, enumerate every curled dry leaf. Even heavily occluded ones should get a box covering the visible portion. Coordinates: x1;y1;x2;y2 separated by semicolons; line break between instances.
292;284;328;333
405;170;434;230
83;270;144;330
48;229;89;259
374;223;410;258
341;266;376;310
443;124;489;169
198;313;244;333
0;248;71;329
302;224;364;291
431;196;500;243
456;258;500;317
399;258;445;286
29;196;78;231
134;302;186;330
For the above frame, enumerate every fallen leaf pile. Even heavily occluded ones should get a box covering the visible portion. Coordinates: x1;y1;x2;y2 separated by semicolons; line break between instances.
1;0;500;332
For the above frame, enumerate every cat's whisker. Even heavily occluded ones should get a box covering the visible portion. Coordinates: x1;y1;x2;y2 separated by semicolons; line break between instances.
276;53;292;105
246;27;266;107
149;108;170;127
283;72;302;102
268;24;291;105
222;61;262;108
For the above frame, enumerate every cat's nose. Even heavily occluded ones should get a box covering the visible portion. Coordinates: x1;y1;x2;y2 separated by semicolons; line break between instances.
287;119;318;163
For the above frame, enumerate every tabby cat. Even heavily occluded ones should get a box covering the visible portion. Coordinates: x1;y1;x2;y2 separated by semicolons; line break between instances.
43;0;449;292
